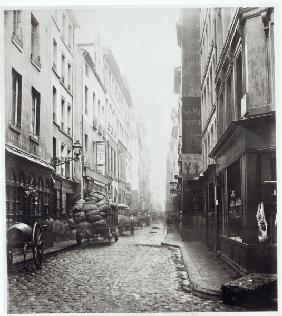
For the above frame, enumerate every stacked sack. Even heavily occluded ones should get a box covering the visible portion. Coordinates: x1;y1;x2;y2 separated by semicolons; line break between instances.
70;191;111;239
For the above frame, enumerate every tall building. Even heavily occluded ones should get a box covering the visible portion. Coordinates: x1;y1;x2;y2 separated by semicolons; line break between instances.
103;48;133;205
5;10;55;227
174;7;276;273
209;7;276;273
176;8;203;240
131;115;151;214
51;10;79;215
73;36;109;196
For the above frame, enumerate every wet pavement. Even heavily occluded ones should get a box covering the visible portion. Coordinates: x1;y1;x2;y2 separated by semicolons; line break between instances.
8;223;249;313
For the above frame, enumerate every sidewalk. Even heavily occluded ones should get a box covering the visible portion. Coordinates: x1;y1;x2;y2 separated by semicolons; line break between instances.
161;229;240;297
11;239;77;267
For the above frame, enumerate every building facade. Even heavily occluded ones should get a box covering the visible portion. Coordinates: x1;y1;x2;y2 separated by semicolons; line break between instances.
210;7;276;273
176;8;204;240
5;10;151;240
73;38;110;196
51;9;79;216
103;48;133;205
5;10;55;227
174;7;276;273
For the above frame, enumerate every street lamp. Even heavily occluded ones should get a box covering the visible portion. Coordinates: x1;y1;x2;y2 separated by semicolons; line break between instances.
51;140;82;166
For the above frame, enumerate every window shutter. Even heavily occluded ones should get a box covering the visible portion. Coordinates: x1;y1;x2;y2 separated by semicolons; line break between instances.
36;93;41;136
11;72;16;125
17;75;22;127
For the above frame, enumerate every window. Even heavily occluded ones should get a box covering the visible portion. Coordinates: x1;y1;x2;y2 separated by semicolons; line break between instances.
236;51;243;119
62;14;66;39
85;63;89;77
53;137;56;159
61;98;65;130
67;103;71;135
61;55;65;83
66;147;71;179
68;24;72;49
31;87;40;137
53;39;57;69
98;100;101;122
102;106;105;126
53;86;57;121
67;63;72;91
225;72;233;128
93;92;96;118
31;14;40;66
84;134;88;152
11;68;22;128
13;10;23;47
227;160;242;241
92;141;95;167
85;85;88;115
60;143;65;176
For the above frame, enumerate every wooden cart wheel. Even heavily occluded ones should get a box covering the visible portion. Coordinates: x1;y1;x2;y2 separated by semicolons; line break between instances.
32;222;43;270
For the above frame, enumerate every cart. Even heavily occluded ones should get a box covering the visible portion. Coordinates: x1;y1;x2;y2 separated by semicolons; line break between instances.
75;203;119;246
7;221;43;270
117;204;135;235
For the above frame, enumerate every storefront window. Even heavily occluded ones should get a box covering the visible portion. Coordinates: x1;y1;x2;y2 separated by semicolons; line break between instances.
227;160;242;241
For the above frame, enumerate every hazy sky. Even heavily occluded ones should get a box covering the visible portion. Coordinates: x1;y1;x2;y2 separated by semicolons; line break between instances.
74;8;180;208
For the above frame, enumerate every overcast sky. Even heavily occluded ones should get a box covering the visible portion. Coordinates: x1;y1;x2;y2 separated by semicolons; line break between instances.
74;8;180;208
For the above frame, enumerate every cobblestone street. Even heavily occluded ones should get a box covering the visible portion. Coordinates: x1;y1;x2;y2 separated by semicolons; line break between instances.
8;224;248;313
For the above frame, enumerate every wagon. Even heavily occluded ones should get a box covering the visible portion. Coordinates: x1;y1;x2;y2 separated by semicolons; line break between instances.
117;204;134;235
7;221;43;270
74;202;119;246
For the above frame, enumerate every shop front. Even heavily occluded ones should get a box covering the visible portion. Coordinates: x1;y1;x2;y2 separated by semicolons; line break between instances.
5;144;55;229
182;177;205;241
211;114;276;273
202;164;217;250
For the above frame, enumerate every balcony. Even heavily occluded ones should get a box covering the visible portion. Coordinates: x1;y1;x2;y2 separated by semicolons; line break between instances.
93;117;98;130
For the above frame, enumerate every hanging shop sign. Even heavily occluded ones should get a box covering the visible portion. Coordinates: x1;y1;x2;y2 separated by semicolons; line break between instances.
256;201;268;243
182;153;202;177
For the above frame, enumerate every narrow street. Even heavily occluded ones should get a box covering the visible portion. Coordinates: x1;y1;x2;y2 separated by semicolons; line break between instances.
8;224;246;313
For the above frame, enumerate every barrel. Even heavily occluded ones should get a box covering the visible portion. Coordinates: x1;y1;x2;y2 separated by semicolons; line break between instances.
7;223;33;248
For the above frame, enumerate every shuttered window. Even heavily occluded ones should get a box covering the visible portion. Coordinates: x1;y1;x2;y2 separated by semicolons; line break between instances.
11;68;22;128
31;87;41;137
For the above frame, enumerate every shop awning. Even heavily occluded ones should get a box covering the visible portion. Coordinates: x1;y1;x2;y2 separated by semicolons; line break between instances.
5;144;55;171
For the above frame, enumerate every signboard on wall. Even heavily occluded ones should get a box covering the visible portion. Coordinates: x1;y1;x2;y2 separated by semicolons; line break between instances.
182;96;201;154
96;142;106;165
182;153;202;177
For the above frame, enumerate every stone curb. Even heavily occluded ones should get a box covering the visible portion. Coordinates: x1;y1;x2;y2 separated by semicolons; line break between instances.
9;242;77;270
161;240;222;299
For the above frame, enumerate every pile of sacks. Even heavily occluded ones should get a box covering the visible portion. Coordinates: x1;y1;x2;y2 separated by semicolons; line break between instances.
69;192;112;239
